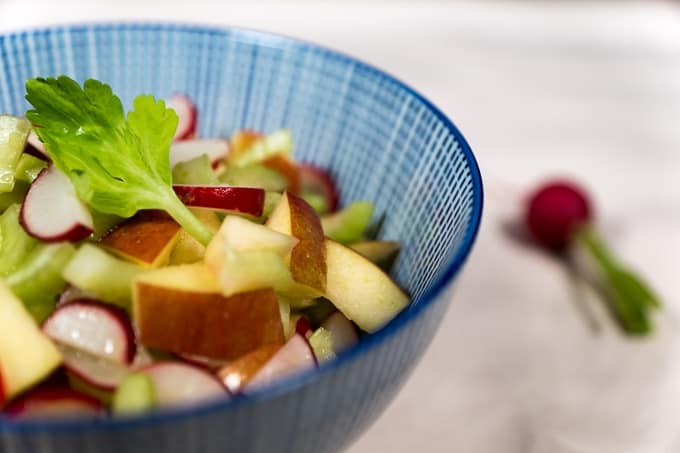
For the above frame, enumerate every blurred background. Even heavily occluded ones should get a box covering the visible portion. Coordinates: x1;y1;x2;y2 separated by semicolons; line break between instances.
1;1;679;452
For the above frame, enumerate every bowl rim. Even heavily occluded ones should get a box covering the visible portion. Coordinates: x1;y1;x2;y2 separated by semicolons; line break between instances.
0;21;484;433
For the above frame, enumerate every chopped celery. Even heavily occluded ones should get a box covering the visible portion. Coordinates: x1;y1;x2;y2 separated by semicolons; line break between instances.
0;204;38;276
0;115;31;192
220;164;288;192
308;327;336;363
172;154;219;185
231;129;293;167
0;181;29;213
302;192;327;215
62;244;145;310
5;242;76;323
321;201;374;244
14;153;47;183
112;373;156;415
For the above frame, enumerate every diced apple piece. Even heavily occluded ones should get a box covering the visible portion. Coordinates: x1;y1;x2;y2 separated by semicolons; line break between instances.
261;154;300;194
173;185;265;217
204;216;298;296
0;281;62;404
99;210;181;268
229;129;293;167
324;240;410;333
134;265;285;360
4;387;103;420
217;344;280;394
140;362;227;408
350;240;400;269
244;334;316;393
267;192;327;298
169;209;221;265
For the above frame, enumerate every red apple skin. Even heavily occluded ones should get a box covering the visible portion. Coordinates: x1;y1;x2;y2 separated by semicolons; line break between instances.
299;164;339;212
99;210;181;266
217;344;280;394
287;193;327;293
173;185;265;217
134;287;285;360
229;130;262;162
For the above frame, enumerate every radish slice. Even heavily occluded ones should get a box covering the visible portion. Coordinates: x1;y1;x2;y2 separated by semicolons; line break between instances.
4;387;103;420
244;334;317;392
43;300;136;364
140;362;228;408
322;312;359;354
299;164;339;213
58;285;98;306
24;131;50;161
56;343;129;391
170;139;229;169
173;185;265;217
168;95;197;141
20;166;94;242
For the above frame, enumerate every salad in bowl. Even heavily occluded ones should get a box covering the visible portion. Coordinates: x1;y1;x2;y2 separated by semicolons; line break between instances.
0;76;409;419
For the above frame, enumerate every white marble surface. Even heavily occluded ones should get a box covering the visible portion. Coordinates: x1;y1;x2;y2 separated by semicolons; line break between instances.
2;1;680;452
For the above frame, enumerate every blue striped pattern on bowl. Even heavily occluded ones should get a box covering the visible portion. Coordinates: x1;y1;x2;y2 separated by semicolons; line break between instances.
0;23;482;453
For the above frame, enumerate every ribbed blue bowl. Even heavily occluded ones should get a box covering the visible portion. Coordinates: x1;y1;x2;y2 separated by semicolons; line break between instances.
0;23;482;453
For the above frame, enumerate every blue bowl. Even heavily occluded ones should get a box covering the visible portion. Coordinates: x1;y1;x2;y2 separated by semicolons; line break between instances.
0;23;482;453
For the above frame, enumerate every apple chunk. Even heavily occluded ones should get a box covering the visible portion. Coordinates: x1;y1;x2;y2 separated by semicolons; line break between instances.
134;265;285;360
217;344;280;394
0;281;62;404
324;240;410;333
204;216;298;297
267;192;326;298
99;210;181;268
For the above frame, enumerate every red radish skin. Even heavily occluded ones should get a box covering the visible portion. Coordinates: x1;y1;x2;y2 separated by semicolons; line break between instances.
525;180;592;252
168;95;197;141
295;317;313;338
170;139;229;169
43;300;136;364
177;353;226;372
20;166;94;242
4;387;102;420
140;362;229;407
173;185;265;217
299;164;339;213
24;131;50;161
56;343;129;391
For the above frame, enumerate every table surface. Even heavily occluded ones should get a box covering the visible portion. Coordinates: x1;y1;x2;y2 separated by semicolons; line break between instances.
2;1;680;452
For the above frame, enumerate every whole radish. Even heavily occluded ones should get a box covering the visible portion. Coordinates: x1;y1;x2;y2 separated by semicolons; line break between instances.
524;179;660;334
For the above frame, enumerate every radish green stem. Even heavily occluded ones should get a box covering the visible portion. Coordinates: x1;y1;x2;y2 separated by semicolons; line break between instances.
578;227;660;335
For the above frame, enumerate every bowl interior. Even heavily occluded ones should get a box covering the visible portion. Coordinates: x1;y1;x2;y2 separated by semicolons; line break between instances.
0;22;482;418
